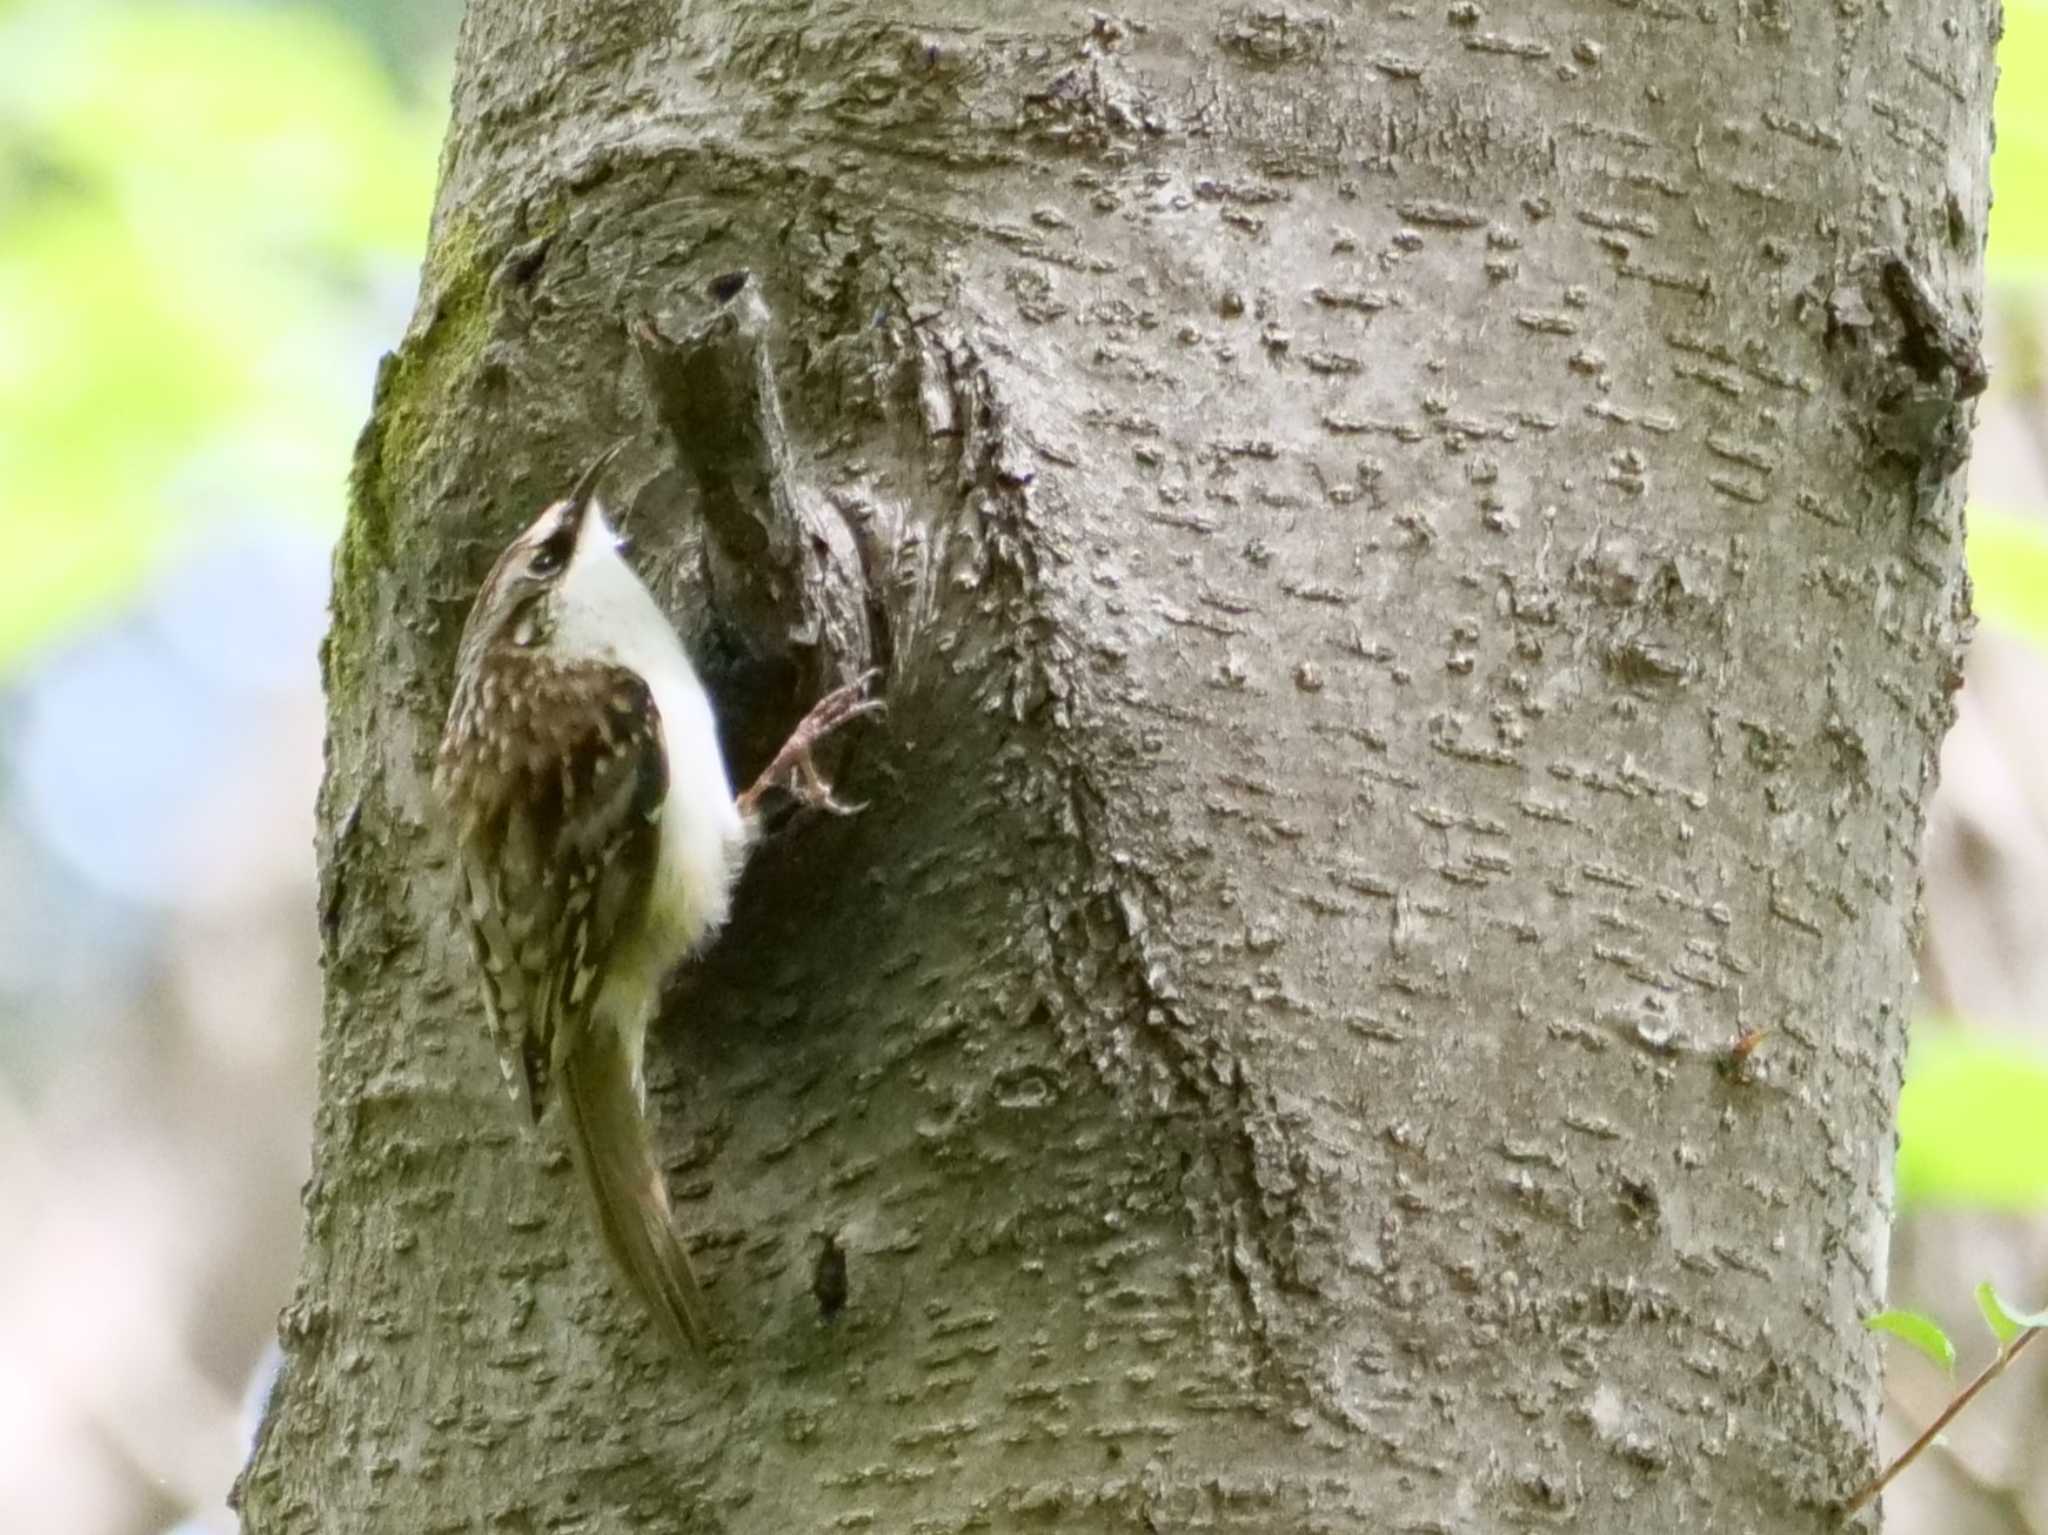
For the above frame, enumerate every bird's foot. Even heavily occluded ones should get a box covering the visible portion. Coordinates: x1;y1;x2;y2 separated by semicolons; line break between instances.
737;671;884;818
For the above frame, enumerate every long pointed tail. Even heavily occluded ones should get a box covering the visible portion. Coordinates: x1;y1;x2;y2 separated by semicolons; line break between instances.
556;1029;711;1355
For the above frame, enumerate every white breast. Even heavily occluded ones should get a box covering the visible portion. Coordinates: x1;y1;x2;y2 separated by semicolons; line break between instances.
550;506;748;972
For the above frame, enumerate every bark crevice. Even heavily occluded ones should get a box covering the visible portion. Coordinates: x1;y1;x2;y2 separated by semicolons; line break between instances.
637;275;878;687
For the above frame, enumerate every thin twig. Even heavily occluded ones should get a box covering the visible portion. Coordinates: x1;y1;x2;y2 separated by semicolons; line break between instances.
1842;1325;2044;1521
1878;1376;2045;1535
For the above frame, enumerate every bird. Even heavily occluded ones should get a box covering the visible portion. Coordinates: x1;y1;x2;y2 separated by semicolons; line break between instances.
434;445;879;1353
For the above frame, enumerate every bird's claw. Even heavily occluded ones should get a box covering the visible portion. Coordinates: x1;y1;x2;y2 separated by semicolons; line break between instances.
794;757;865;817
738;671;884;818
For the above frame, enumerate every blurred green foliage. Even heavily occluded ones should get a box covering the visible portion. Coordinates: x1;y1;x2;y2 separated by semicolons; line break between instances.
1912;0;2048;1219
1866;1307;1958;1371
0;0;441;673
1898;1029;2048;1208
1978;1280;2048;1343
1970;507;2048;650
1992;1;2048;278
1863;1286;2048;1380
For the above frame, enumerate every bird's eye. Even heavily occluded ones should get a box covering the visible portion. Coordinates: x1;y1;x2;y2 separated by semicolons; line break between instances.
529;531;573;577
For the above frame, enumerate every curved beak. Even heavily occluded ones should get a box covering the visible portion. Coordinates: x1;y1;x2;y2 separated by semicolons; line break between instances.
560;440;627;535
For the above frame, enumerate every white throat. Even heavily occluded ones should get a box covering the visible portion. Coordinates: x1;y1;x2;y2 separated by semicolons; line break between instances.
551;500;747;974
549;505;681;677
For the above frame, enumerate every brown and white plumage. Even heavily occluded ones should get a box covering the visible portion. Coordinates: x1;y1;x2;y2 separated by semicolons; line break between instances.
436;452;742;1355
436;448;881;1357
440;658;664;1117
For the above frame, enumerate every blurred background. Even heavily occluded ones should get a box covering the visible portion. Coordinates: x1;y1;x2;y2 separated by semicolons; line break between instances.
0;2;453;1529
0;2;2045;1530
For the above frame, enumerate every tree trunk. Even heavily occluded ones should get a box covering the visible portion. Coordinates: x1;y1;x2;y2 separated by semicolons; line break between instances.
240;2;1993;1531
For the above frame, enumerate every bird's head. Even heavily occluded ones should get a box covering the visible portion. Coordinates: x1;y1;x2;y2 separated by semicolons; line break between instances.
456;443;633;665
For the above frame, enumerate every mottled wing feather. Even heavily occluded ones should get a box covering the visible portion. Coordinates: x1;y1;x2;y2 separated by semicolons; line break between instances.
437;658;666;1121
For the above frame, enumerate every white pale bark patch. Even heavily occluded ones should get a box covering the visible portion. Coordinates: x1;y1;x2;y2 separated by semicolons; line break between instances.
242;3;1991;1532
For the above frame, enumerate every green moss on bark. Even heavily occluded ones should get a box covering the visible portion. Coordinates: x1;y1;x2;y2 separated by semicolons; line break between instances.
327;217;495;710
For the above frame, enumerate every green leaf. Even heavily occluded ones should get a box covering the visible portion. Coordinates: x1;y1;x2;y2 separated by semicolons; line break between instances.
1992;0;2048;277
1897;1029;2048;1209
1865;1310;1957;1372
0;1;442;677
1970;507;2048;652
1976;1283;2048;1346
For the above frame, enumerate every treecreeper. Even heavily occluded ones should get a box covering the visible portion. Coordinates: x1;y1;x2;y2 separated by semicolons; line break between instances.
434;444;881;1354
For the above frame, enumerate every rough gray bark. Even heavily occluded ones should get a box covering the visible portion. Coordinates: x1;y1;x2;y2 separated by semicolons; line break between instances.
241;2;1994;1531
